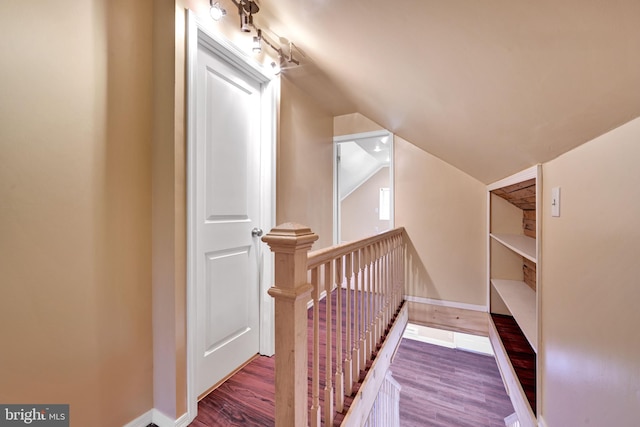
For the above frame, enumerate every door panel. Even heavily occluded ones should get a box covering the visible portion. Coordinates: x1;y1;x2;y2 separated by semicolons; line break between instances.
203;66;252;221
204;247;251;355
195;44;261;397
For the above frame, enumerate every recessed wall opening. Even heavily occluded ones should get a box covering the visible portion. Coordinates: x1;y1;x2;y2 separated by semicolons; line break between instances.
333;130;394;245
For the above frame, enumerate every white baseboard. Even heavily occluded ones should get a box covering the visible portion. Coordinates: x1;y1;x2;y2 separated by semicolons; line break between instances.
504;412;520;427
152;409;175;427
173;412;190;427
123;409;190;427
404;295;487;312
123;409;152;427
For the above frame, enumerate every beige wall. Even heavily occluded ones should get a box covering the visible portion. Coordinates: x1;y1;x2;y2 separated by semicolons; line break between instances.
396;136;487;306
0;1;153;426
341;168;391;242
152;0;187;418
540;117;640;426
151;1;273;417
335;114;487;306
277;76;334;249
334;112;385;136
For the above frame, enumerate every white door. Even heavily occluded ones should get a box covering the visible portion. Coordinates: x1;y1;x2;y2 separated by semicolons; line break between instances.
194;44;262;397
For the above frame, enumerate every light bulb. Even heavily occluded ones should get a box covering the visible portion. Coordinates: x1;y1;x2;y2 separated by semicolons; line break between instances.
210;2;226;21
252;29;262;53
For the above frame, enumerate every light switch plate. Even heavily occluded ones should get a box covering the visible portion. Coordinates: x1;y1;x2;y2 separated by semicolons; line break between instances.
551;187;560;217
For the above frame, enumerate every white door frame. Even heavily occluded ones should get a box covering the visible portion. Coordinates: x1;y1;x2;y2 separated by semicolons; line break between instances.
185;11;277;422
333;130;395;245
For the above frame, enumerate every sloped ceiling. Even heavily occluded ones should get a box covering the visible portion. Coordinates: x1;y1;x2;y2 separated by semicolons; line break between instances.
338;136;391;199
257;0;640;183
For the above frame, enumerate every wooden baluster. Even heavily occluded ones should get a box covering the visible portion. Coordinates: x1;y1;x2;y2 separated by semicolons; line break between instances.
324;261;334;425
370;244;376;358
262;223;318;427
398;237;407;305
378;240;385;345
344;253;354;396
373;241;380;349
390;237;397;316
392;236;398;312
353;249;361;384
388;238;393;320
310;267;321;427
392;237;397;312
378;241;384;342
334;256;345;412
399;235;405;309
385;238;391;327
359;247;368;370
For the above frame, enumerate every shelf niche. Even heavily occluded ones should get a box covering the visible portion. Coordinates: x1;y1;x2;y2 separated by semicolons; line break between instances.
490;178;537;292
488;167;539;427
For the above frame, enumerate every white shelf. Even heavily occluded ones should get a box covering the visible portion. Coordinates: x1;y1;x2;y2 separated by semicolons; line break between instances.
490;233;536;263
491;279;537;352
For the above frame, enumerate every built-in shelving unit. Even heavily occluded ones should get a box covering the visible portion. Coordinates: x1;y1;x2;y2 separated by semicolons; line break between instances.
490;233;536;263
487;165;540;427
490;279;537;349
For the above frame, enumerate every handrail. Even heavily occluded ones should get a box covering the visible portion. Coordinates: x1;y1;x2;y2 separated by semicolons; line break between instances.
307;227;405;269
263;224;406;427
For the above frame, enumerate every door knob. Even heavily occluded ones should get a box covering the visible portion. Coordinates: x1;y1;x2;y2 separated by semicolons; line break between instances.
251;227;263;237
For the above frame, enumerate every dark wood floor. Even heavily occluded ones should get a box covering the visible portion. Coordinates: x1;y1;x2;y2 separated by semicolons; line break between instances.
190;354;275;427
491;313;537;414
391;339;514;427
189;337;515;426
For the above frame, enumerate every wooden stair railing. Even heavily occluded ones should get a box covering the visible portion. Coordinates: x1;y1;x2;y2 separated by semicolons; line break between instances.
263;224;407;427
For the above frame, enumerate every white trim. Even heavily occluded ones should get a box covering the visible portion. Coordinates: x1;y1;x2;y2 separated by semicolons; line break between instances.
504;412;520;427
333;129;392;143
185;10;277;424
152;410;178;427
122;409;188;427
122;409;152;427
487;164;538;191
389;135;395;229
332;142;339;245
172;412;190;427
486;190;491;312
404;295;488;312
538;416;548;427
258;67;278;358
333;130;395;245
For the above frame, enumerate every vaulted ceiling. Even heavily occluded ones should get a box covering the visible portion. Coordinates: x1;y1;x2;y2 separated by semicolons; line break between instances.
258;0;640;183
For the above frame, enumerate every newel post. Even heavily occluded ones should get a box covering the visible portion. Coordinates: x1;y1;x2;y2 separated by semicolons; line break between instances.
262;223;318;427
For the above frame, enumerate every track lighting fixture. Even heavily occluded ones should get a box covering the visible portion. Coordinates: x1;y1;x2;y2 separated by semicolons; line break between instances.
208;0;301;72
209;0;226;21
240;11;251;32
252;29;262;53
232;0;259;32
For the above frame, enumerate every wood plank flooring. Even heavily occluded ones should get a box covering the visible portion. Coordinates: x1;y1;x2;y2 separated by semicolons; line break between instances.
391;339;514;427
189;337;515;426
190;354;275;427
491;313;537;414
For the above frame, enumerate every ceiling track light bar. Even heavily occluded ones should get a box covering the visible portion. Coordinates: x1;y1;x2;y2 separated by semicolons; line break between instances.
209;0;301;69
230;0;259;32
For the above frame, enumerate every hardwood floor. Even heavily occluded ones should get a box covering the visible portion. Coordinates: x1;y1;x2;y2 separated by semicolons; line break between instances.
190;336;515;426
391;339;514;427
190;354;275;427
491;313;537;414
